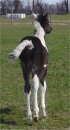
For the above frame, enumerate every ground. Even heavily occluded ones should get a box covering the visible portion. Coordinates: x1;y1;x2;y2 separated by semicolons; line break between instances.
0;14;70;130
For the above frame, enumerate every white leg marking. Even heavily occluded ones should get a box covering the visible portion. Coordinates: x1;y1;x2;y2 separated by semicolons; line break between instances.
40;81;47;117
32;74;39;118
26;92;32;121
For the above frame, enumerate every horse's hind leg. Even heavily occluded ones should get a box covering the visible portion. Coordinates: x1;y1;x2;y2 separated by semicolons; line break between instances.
21;61;32;121
40;80;47;117
32;74;39;121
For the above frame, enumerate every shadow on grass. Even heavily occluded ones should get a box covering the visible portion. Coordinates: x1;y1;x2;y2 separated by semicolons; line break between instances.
0;107;35;127
0;107;17;126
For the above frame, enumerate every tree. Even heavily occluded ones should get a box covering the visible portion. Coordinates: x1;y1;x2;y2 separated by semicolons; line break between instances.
32;0;45;13
64;0;69;13
56;1;67;14
1;0;14;15
32;0;34;12
13;0;23;13
1;1;6;15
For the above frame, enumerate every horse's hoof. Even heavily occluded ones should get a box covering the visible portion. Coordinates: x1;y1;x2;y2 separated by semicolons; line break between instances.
33;116;39;122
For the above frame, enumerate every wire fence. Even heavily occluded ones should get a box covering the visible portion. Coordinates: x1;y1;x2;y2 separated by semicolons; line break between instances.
0;14;70;26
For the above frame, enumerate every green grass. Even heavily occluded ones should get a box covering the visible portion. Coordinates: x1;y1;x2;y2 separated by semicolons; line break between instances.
0;15;32;24
0;15;70;130
51;14;70;21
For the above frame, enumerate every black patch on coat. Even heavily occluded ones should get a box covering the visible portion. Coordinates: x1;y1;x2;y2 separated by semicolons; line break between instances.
37;14;52;34
19;36;48;93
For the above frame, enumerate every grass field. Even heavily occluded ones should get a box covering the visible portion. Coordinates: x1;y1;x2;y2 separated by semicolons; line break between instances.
0;15;70;130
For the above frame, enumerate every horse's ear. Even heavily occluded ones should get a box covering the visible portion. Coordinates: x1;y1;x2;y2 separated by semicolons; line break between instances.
43;13;48;18
32;13;38;19
45;13;48;17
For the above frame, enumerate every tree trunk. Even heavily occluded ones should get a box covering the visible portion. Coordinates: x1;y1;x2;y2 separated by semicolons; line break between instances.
65;0;69;14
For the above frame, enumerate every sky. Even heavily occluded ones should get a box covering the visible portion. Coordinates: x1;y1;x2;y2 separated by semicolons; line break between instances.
42;0;70;5
23;0;70;6
0;0;70;5
21;0;64;6
43;0;63;4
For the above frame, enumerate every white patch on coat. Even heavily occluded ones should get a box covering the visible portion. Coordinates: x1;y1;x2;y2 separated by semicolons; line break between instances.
26;93;32;121
33;20;48;51
40;81;47;116
32;74;39;117
43;64;48;68
32;13;38;19
8;40;34;61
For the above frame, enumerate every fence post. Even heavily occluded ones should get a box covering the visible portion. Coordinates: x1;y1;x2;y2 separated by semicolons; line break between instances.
11;7;13;24
49;6;52;25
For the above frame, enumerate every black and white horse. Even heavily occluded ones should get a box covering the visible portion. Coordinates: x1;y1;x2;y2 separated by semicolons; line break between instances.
8;13;52;121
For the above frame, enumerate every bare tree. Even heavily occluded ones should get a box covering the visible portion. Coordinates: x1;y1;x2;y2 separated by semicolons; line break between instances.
64;0;69;13
56;1;66;14
1;0;14;15
32;0;34;12
1;1;6;15
13;0;23;13
14;0;19;13
32;0;45;13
